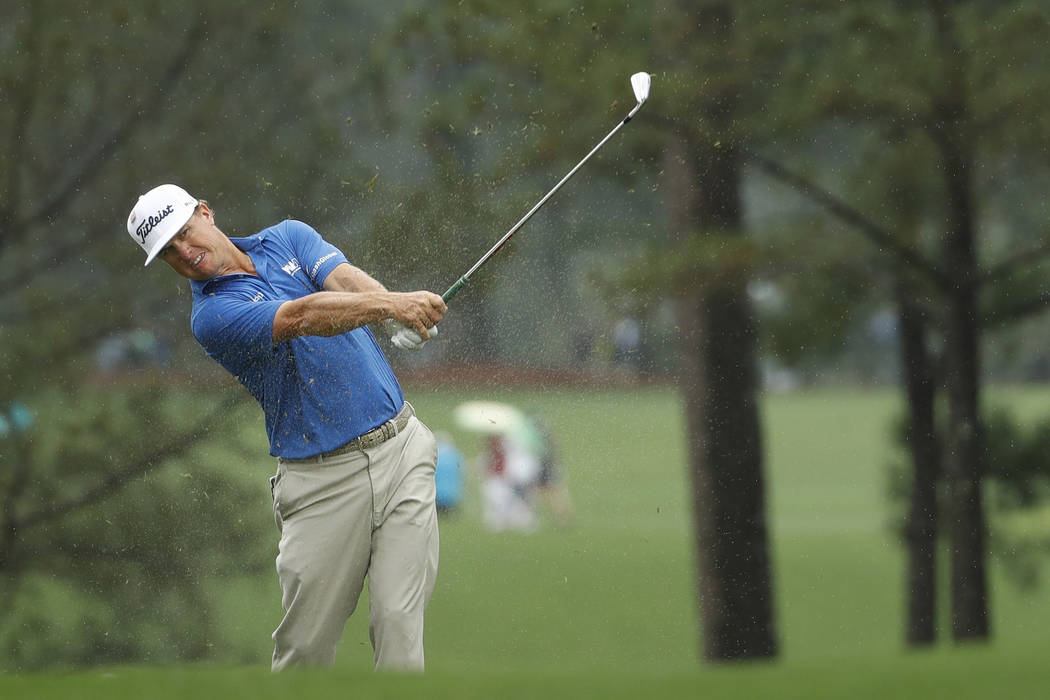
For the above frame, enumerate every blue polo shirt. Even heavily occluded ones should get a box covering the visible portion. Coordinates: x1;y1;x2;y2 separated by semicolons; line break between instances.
189;219;404;458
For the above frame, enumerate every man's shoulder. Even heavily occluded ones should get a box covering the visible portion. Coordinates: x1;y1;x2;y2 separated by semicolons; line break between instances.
228;219;314;247
258;219;317;240
189;273;276;342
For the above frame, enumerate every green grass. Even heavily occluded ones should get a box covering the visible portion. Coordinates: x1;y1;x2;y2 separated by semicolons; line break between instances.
4;385;1050;698
4;644;1049;700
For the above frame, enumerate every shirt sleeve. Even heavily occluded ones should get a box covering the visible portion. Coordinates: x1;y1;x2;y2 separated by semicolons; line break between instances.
192;289;283;369
282;220;349;289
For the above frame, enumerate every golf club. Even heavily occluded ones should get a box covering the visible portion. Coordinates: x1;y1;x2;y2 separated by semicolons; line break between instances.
389;72;651;350
442;71;652;303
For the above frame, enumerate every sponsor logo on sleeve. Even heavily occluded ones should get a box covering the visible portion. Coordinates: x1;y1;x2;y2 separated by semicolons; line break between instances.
310;252;337;279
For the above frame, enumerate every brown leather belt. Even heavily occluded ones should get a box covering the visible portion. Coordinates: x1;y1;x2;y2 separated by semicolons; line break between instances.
282;402;414;463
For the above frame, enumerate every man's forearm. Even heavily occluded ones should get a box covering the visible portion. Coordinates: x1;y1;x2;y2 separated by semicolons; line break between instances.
272;287;446;344
272;291;397;343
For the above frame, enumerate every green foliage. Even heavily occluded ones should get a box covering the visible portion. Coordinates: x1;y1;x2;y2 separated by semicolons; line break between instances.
886;405;1050;590
733;0;1050;380
983;411;1050;588
0;386;270;670
0;0;392;388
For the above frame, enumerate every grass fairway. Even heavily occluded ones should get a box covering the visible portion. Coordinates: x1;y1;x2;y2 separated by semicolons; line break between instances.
3;385;1049;698
3;644;1048;700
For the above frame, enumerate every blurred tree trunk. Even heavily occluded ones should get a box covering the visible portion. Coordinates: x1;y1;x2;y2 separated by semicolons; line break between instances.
674;136;777;662
940;179;989;641
895;275;941;645
668;0;777;661
930;2;990;641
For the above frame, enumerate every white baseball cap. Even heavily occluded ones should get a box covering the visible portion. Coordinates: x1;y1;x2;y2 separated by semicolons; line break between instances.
127;184;199;265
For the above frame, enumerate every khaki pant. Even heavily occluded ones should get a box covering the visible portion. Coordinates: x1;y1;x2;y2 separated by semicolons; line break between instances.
269;416;439;671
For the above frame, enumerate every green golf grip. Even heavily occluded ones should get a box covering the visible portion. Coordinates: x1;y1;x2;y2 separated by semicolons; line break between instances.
442;276;469;303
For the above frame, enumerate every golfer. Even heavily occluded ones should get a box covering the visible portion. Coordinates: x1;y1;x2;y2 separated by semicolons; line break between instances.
126;184;446;671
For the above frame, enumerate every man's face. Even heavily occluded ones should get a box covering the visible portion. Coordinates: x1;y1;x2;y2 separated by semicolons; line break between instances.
158;204;237;281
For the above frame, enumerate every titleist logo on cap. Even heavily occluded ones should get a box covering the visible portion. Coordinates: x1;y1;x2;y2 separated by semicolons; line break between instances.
135;204;175;243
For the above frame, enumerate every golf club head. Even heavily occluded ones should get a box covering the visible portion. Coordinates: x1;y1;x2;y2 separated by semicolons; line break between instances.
631;72;651;105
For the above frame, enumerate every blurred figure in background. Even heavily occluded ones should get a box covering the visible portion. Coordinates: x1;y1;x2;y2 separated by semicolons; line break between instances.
434;432;464;514
530;415;574;529
612;316;642;374
454;400;573;532
475;414;574;533
479;432;541;533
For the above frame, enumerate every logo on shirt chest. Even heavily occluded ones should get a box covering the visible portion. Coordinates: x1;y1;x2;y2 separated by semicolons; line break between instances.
282;258;302;276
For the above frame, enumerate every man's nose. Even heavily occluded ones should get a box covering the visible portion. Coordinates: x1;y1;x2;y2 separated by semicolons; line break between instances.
171;239;193;260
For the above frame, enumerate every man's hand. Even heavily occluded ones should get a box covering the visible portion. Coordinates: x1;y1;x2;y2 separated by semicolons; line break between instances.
384;291;446;351
323;265;445;340
386;320;438;351
388;291;446;335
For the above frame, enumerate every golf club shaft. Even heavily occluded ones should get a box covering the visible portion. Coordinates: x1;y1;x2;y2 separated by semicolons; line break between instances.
442;107;640;303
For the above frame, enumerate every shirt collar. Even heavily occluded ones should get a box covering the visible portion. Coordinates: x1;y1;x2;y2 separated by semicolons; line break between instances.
189;234;265;295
